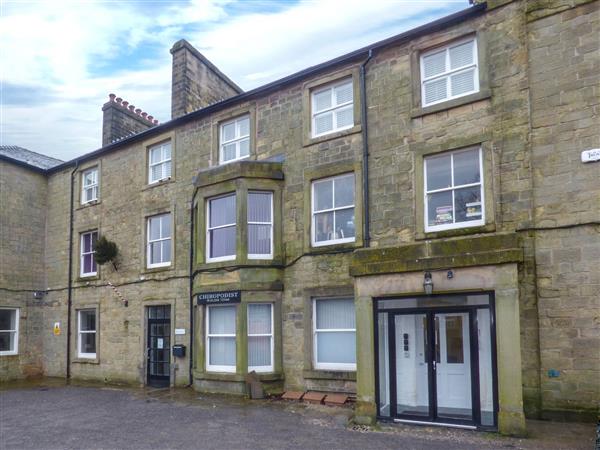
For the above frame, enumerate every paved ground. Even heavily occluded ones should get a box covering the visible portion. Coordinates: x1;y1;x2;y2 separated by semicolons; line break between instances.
0;380;596;449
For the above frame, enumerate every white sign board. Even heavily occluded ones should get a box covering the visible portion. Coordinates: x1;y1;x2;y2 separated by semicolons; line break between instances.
581;149;600;163
175;328;186;335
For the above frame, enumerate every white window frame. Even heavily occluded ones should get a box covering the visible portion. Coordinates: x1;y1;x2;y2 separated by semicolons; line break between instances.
148;141;172;184
77;309;96;359
0;308;19;356
206;193;236;263
80;230;98;277
248;191;273;260
81;167;99;204
219;115;250;164
424;147;485;233
312;298;356;371
206;305;237;373
311;173;355;247
147;213;172;268
420;37;479;108
247;303;274;373
311;78;354;138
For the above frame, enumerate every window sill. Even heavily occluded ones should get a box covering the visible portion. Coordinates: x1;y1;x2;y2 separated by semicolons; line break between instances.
303;369;356;381
77;200;101;210
0;352;19;357
411;89;491;119
195;371;283;382
73;358;99;365
141;264;174;274
303;124;361;148
142;178;175;191
415;222;496;240
76;275;100;283
308;240;360;255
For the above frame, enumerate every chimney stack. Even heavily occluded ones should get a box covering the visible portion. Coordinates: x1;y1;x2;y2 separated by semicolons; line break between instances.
170;39;243;119
101;95;158;146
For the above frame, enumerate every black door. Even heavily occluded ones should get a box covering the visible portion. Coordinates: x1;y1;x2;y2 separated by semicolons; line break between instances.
147;305;171;388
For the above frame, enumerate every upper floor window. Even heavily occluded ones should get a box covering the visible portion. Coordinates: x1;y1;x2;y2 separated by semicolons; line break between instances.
207;194;236;262
147;214;171;268
248;303;273;373
81;167;99;204
248;191;273;259
80;231;98;277
421;37;479;107
311;78;353;137
77;309;96;359
312;173;355;247
148;141;172;184
220;115;250;164
313;298;356;371
0;308;19;356
424;147;483;232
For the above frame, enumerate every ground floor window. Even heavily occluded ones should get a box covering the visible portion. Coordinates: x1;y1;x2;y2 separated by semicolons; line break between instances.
206;305;237;372
313;297;356;371
77;309;97;359
247;303;273;372
0;308;19;356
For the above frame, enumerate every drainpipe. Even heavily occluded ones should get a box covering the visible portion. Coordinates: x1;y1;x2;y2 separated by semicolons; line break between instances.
188;185;200;386
360;49;373;248
66;161;79;379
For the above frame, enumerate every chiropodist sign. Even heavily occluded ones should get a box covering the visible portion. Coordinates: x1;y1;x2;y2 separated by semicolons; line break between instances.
197;290;241;305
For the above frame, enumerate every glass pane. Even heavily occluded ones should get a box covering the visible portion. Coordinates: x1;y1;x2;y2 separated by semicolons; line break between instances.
454;186;482;223
248;304;271;334
0;331;13;352
209;337;236;366
149;217;161;240
248;224;271;255
313;179;333;211
334;81;353;105
334;174;354;208
85;188;93;202
150;242;162;264
0;309;15;331
427;190;453;227
80;310;95;331
377;312;390;417
314;112;333;135
316;331;356;364
424;78;447;105
451;68;475;96
313;89;331;112
161;240;171;263
150;147;161;164
80;332;96;354
210;226;236;258
222;122;236;142
316;298;355;329
426;154;452;191
82;233;92;253
83;255;94;274
379;294;490;310
453;149;480;186
248;192;272;223
209;306;236;334
151;164;162;182
163;160;172;178
248;336;271;367
222;143;236;161
163;143;171;160
334;208;355;240
239;139;250;157
335;107;353;129
435;313;472;420
238;116;250;137
449;40;474;70
395;314;429;417
478;309;494;426
209;194;236;227
314;212;334;243
422;49;446;78
161;215;171;239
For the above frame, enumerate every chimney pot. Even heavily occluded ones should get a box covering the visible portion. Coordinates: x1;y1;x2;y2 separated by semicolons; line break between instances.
141;112;148;119
115;97;123;104
135;108;142;115
109;93;116;102
128;105;135;112
122;101;129;108
153;119;158;125
147;115;153;121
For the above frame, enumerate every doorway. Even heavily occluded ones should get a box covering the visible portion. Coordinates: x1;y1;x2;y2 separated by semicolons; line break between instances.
376;293;497;429
147;305;171;388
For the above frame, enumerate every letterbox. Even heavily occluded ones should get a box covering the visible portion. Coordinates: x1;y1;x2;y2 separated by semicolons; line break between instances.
172;344;186;357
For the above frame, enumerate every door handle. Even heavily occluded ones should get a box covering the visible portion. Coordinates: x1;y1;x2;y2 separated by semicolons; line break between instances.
433;360;437;371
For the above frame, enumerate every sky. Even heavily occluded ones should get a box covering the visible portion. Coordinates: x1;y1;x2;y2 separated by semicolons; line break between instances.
0;0;469;161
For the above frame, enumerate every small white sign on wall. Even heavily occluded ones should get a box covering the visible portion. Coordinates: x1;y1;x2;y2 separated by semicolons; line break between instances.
581;149;600;163
175;328;186;335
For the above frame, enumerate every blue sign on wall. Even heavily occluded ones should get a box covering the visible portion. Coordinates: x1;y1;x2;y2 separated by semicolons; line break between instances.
197;290;241;305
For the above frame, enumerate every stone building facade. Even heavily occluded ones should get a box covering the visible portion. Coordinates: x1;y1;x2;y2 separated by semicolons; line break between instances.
1;0;598;435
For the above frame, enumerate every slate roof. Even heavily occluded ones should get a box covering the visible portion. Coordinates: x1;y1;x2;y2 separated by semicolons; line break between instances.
0;145;63;171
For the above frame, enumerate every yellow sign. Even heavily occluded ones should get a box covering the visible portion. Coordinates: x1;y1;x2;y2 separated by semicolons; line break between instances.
53;322;61;336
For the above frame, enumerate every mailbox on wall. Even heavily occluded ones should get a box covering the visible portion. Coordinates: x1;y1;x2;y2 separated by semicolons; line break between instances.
172;344;186;357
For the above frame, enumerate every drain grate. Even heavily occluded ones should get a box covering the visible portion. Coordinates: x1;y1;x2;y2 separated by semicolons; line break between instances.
350;424;371;433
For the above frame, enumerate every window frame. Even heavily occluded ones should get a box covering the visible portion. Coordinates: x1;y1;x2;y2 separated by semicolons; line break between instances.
206;193;237;263
247;191;274;260
311;173;356;247
247;303;274;373
420;36;479;108
219;115;251;165
80;230;98;277
311;78;354;138
205;304;237;373
312;298;356;372
77;309;97;359
0;308;19;356
81;167;99;204
146;213;172;269
424;147;485;233
148;141;172;184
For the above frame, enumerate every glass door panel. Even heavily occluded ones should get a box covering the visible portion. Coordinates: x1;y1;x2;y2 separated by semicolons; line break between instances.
477;309;494;426
434;312;472;421
394;314;429;417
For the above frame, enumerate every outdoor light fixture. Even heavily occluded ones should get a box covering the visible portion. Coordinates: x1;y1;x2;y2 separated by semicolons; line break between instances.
423;271;433;295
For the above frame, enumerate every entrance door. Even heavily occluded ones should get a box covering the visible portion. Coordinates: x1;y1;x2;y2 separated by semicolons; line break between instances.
147;305;171;387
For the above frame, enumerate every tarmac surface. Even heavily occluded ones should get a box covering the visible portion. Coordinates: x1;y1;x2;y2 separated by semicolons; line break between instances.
0;380;595;450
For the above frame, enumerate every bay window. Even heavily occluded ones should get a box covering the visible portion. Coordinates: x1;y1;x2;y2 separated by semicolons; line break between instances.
206;305;237;372
248;192;273;259
248;304;273;372
312;173;355;246
207;194;237;262
313;298;356;371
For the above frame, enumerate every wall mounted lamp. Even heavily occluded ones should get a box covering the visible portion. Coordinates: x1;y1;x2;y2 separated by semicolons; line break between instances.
423;271;433;295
